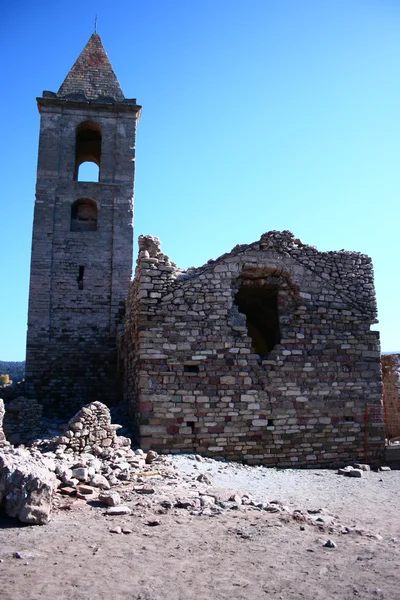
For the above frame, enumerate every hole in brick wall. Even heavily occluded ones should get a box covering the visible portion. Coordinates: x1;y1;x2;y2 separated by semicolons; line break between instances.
234;285;281;357
344;416;354;422
77;265;85;290
342;364;353;373
267;418;275;426
184;364;199;373
187;421;195;432
70;199;98;232
74;121;102;181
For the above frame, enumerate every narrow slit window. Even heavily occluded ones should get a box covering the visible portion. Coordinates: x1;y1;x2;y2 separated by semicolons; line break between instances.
77;265;85;290
184;364;199;373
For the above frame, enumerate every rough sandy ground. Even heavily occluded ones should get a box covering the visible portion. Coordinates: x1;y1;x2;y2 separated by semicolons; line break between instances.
0;456;399;600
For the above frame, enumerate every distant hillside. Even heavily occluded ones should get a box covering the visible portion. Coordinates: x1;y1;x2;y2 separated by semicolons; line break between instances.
0;361;25;384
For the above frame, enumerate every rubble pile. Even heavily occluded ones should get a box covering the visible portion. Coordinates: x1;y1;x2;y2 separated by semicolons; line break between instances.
0;399;9;447
56;401;130;453
0;401;386;533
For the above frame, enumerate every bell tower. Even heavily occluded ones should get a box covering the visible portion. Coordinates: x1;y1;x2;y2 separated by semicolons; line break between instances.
25;34;141;413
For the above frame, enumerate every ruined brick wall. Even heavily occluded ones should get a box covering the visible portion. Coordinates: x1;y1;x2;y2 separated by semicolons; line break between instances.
124;231;384;467
25;97;140;415
2;397;43;445
382;354;400;440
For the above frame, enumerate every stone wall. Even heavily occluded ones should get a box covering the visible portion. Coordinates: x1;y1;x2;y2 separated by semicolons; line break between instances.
124;231;385;467
56;401;130;454
382;354;400;440
2;397;43;445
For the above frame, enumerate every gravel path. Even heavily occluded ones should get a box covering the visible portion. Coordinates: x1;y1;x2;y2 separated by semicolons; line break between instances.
170;454;400;532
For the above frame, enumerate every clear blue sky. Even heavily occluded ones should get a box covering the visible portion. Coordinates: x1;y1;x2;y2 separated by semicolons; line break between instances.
0;0;399;360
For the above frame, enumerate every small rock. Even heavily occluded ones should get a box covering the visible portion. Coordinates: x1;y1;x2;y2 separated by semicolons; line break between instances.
133;486;155;495
347;469;363;478
122;528;133;534
71;467;89;482
379;466;391;472
338;467;353;475
98;492;121;507
145;450;158;465
200;495;216;508
229;494;242;505
175;498;197;509
146;519;161;526
59;487;76;496
196;473;212;485
354;463;371;471
109;526;122;534
263;504;281;513
323;540;337;548
313;515;334;525
76;484;96;495
106;506;132;516
89;474;111;490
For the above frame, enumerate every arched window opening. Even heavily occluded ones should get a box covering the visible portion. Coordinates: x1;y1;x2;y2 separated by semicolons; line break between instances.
74;121;102;182
234;285;281;357
70;199;98;232
77;161;100;182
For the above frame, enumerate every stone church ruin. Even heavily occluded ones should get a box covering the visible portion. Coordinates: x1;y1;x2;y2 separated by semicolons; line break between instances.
23;33;386;467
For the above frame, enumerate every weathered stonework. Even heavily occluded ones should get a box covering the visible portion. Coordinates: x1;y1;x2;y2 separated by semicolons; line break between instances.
3;397;43;445
25;34;141;414
382;354;400;440
124;231;385;467
56;401;130;454
0;399;7;446
24;34;386;467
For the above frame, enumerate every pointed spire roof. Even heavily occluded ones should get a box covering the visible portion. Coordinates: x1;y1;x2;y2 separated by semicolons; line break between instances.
57;33;124;102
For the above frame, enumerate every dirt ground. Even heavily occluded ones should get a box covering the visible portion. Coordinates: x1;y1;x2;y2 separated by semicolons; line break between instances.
0;462;399;600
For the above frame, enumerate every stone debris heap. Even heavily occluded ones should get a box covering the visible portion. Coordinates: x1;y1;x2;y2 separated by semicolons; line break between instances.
57;401;130;453
0;401;133;524
0;399;8;447
0;401;385;532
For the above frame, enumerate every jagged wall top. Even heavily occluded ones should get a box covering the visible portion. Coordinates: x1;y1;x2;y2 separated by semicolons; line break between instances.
135;230;377;321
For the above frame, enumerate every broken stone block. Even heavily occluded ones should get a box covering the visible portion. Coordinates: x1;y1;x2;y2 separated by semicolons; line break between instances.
59;486;76;496
71;467;89;481
98;491;121;507
106;505;132;515
76;484;96;495
347;469;363;478
354;463;371;471
0;448;57;525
